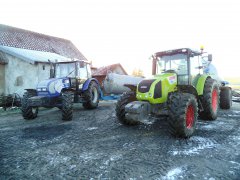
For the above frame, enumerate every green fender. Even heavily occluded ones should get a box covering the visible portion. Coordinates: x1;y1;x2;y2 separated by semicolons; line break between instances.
195;75;211;95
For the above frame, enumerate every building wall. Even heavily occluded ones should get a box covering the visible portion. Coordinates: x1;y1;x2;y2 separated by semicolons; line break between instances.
0;64;5;94
4;54;50;96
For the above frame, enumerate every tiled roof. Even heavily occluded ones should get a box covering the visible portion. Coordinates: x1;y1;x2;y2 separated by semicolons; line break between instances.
92;63;128;76
0;24;87;60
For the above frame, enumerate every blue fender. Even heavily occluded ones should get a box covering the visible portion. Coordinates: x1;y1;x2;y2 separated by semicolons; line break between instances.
82;78;100;92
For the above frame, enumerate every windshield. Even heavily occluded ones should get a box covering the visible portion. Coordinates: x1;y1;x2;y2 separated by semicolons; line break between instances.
157;54;188;75
55;63;76;78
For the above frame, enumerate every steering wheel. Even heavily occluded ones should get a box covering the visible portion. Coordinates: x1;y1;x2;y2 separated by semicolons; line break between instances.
164;69;177;74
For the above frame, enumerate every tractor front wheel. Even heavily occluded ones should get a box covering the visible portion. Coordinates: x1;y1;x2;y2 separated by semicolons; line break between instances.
115;91;139;125
168;92;198;138
83;81;100;109
62;91;73;121
21;91;38;120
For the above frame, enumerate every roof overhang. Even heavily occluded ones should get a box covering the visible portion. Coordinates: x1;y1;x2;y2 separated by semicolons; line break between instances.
0;45;80;64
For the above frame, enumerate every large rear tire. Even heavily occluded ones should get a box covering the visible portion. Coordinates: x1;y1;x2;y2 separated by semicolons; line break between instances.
115;91;139;125
62;91;73;121
21;91;38;120
220;86;232;109
199;78;219;120
83;81;100;109
168;92;198;138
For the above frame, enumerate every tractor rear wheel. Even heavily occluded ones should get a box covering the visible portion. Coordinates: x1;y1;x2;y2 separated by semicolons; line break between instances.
199;78;219;120
115;91;139;125
21;91;38;120
62;91;73;121
83;81;99;109
168;92;198;138
220;86;232;109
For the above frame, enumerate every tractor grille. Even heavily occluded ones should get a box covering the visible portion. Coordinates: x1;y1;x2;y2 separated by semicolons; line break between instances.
38;91;49;96
138;79;155;93
154;81;162;98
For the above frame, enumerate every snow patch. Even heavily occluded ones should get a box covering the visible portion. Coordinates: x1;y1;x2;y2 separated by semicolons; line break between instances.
229;161;240;165
110;154;122;161
227;114;239;117
171;137;216;155
69;164;76;169
162;167;184;180
232;110;240;114
47;153;70;166
228;135;240;147
86;127;98;131
104;154;122;165
1;127;13;131
200;124;215;130
208;178;216;180
200;121;234;131
79;152;99;162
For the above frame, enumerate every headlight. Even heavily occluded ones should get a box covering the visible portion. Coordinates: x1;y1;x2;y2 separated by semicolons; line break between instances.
37;88;41;91
42;88;47;91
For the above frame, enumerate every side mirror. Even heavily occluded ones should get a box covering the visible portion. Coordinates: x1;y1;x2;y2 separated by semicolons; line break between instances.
208;54;212;62
50;69;54;78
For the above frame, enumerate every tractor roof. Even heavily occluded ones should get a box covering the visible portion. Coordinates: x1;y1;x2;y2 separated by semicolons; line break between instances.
155;48;201;57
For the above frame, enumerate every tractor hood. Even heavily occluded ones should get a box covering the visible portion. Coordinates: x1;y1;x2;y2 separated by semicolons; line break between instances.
136;73;177;104
37;77;70;96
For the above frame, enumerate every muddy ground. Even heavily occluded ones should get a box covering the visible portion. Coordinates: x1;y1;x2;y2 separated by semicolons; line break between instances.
0;101;240;179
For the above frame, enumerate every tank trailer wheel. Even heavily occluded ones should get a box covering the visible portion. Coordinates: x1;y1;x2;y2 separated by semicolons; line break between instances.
115;91;139;126
61;91;73;121
199;78;219;120
83;81;100;109
168;92;198;138
220;86;232;109
21;91;38;120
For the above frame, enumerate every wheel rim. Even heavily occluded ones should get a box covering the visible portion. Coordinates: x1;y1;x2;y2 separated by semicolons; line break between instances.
186;104;194;129
92;87;98;103
32;107;38;115
212;89;218;112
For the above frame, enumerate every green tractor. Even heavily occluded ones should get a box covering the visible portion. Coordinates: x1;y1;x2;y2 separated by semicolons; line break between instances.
116;48;231;138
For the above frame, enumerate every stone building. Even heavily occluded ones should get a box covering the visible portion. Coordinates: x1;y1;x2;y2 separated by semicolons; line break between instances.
0;24;87;96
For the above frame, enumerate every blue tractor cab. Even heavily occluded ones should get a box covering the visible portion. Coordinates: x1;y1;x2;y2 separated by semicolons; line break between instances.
21;60;100;121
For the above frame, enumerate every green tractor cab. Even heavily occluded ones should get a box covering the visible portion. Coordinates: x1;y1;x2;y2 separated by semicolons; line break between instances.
116;48;230;138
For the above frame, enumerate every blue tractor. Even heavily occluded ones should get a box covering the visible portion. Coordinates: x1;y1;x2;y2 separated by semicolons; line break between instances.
21;60;100;121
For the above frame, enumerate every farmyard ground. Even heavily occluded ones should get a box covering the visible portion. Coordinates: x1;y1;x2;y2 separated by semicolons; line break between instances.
0;101;240;179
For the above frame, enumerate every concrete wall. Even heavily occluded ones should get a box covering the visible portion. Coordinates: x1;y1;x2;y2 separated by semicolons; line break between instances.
4;53;50;96
0;64;5;94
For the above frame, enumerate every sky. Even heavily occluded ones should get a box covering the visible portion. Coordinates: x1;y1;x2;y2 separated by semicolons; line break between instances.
1;0;240;78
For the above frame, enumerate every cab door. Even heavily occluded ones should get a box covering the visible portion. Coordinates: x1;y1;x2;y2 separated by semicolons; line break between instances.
190;55;203;87
76;61;89;90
